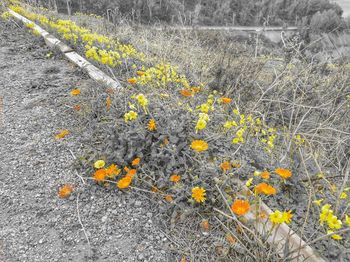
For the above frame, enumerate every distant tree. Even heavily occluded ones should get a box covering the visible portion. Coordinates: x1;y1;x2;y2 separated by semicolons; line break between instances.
310;9;345;33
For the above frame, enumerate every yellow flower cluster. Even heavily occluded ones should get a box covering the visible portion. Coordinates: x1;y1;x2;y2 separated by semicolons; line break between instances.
85;46;122;67
135;63;190;89
319;204;342;229
9;5;145;66
1;11;11;20
197;94;214;114
319;204;345;240
224;109;277;150
195;113;209;132
131;94;148;112
124;110;138;123
269;210;293;224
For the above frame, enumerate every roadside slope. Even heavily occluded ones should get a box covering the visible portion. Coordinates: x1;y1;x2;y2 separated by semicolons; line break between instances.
0;20;169;262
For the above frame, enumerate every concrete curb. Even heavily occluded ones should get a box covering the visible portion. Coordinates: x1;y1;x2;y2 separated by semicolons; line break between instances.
8;9;122;90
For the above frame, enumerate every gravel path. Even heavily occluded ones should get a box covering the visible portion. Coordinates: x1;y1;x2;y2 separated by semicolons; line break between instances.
0;20;171;262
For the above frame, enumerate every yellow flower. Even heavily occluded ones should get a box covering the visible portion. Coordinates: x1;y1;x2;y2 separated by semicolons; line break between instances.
245;178;253;187
313;199;324;206
195;119;207;131
190;140;208;152
340;192;348;199
124;110;138;122
199;103;209;113
134;94;148;109
192;187;206;203
70;89;81;96
148;119;157;131
269;210;284;224
223;121;237;129
322;204;331;212
327;230;342;240
54;129;69;140
94;160;105;169
327;215;342;230
282;210;293;224
345;215;350;227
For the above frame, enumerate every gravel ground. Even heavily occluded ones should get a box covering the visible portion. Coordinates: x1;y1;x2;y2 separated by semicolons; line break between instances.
0;20;172;262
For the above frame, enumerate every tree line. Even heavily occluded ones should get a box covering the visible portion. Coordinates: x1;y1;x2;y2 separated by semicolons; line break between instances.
28;0;347;32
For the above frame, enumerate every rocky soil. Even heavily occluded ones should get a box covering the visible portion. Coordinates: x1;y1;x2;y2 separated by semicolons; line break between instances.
0;19;173;262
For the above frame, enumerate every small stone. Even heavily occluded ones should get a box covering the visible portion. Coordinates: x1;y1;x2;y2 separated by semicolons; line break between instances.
135;201;142;207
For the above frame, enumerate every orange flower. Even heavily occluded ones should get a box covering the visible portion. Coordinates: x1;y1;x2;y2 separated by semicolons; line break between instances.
163;137;169;145
165;195;174;202
231;199;250;216
190;140;208;152
179;89;193;97
137;71;145;76
70;89;80;96
225;233;236;245
117;176;132;189
106;96;111;111
131;157;141;166
148;119;157;131
93;169;106;181
127;78;137;84
58;184;73;198
275;168;292;179
200;219;210;231
170;174;181;183
73;104;81;111
220;161;231;172
55;129;69;140
126;169;137;179
105;164;120;177
255;182;276;195
260;171;270;179
232;160;241;168
221;97;232;104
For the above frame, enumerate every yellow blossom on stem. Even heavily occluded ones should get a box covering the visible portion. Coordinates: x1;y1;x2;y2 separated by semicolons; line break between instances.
54;129;69;140
190;140;208;152
327;230;342;240
70;89;81;96
94;160;105;169
192;187;206;203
